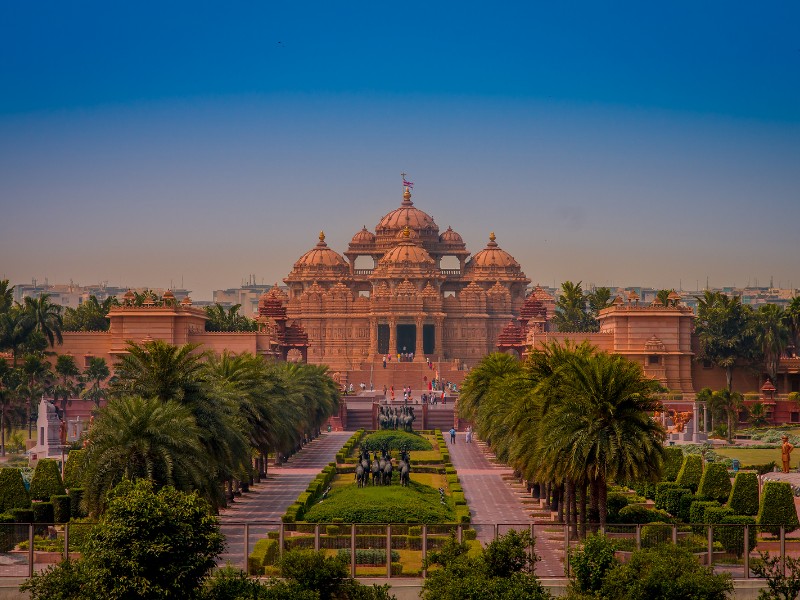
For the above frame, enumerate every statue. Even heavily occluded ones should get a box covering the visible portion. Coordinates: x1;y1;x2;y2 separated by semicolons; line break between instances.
782;435;794;473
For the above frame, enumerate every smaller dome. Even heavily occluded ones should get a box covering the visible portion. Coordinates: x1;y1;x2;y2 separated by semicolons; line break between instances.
439;226;463;244
469;233;520;269
396;227;419;240
293;231;348;269
351;226;376;245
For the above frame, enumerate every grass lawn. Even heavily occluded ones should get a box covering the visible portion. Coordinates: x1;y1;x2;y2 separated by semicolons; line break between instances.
714;447;790;468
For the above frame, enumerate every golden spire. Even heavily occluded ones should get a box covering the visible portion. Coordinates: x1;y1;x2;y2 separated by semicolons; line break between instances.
319;231;326;243
489;231;496;242
402;225;411;238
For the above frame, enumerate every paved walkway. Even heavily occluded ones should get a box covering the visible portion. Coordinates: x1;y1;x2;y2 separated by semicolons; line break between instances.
447;434;565;577
218;431;351;567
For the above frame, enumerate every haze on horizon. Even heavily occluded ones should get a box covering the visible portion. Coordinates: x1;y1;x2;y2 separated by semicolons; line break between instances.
1;2;798;301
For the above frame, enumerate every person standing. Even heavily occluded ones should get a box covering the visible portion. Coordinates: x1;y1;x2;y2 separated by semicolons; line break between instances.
782;435;794;473
466;425;473;444
449;427;456;444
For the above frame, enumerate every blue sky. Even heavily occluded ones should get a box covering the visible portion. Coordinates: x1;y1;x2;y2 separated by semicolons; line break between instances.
1;2;798;298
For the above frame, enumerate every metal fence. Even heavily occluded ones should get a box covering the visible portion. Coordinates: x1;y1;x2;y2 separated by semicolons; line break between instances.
2;521;798;579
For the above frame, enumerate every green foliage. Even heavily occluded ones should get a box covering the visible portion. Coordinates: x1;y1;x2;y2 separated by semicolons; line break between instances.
675;455;703;493
717;515;757;558
641;522;672;547
32;501;54;523
0;512;21;552
689;500;720;526
421;531;551;600
599;544;733;600
662;488;691;517
303;480;455;524
11;507;34;523
360;430;433;451
750;551;800;600
336;548;401;564
50;495;70;523
29;459;66;502
662;447;685;482
0;467;31;512
697;462;732;503
654;482;681;510
728;471;759;516
617;504;672;524
606;493;629;523
758;481;800;536
20;559;92;600
201;565;319;600
569;533;619;595
62;449;86;489
68;487;86;518
677;493;696;522
249;538;280;574
278;549;350;600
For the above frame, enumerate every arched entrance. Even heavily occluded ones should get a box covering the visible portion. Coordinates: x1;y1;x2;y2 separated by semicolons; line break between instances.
396;324;416;354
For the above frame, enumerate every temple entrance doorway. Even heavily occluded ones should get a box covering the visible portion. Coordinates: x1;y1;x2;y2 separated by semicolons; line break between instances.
396;324;416;354
377;324;390;355
423;324;435;355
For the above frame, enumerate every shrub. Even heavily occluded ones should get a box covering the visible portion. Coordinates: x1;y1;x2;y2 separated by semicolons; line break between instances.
696;463;732;503
676;455;703;493
11;507;34;523
717;515;756;558
248;538;279;574
50;495;70;524
618;504;672;524
32;502;54;524
678;493;696;522
600;543;733;600
68;488;86;518
360;431;432;451
662;488;691;517
728;472;759;516
336;548;400;564
29;460;66;502
663;447;685;481
689;500;720;532
569;532;619;594
0;512;19;552
0;468;31;512
61;450;85;490
758;481;800;536
606;492;630;523
279;549;350;600
641;522;673;547
654;482;682;510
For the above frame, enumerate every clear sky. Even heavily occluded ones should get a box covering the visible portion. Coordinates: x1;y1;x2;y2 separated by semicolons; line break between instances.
1;1;798;299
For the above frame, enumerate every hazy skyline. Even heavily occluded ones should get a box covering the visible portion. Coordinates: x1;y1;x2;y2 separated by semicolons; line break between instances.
2;2;798;300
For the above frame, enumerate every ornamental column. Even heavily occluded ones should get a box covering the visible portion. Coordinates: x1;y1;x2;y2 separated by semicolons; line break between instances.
414;317;424;361
434;317;444;361
388;318;397;356
369;318;378;358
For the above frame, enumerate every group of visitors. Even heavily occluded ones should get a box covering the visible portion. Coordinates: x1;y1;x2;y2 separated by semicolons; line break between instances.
448;425;473;444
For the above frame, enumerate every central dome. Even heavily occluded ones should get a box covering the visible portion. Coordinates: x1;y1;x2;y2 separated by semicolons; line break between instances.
379;228;435;267
376;187;438;234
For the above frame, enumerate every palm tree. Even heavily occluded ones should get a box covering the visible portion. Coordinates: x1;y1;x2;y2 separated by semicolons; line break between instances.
82;395;208;515
204;303;257;332
53;354;81;424
458;352;522;423
0;280;13;314
754;304;789;385
709;389;744;444
80;357;110;409
0;362;23;457
20;354;53;439
784;297;800;358
656;290;671;307
0;306;35;366
551;281;591;333
22;294;64;347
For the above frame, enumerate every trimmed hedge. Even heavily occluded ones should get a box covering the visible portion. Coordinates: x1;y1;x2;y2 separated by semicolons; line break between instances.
360;431;432;451
758;481;800;536
29;459;66;501
68;487;86;518
676;455;703;493
606;493;629;523
50;495;71;523
248;538;279;574
336;548;401;564
617;504;672;524
10;507;34;523
728;472;759;516
0;512;19;552
0;468;31;512
678;493;696;522
655;482;682;510
62;449;86;489
32;501;54;524
663;447;685;481
697;463;732;504
662;488;691;517
689;500;720;533
718;515;757;558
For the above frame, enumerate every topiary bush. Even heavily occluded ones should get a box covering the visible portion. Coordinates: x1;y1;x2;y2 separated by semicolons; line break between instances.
360;431;432;451
662;488;691;517
606;492;630;523
676;455;703;493
68;488;86;518
29;460;66;502
654;482;682;511
32;502;54;524
617;505;672;524
663;447;685;482
697;463;732;504
50;495;71;523
0;468;31;512
717;515;756;558
678;493;696;522
728;472;759;516
758;481;800;537
62;450;86;489
689;500;720;533
641;522;673;548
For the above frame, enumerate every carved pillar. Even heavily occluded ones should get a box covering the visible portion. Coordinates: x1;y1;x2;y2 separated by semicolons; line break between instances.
369;318;378;358
388;318;397;356
434;317;444;360
415;317;424;361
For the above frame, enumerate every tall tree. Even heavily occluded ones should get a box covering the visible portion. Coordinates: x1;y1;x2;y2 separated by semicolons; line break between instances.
754;303;789;385
0;306;35;366
0;362;23;456
22;293;64;347
0;280;13;314
53;354;81;424
81;356;111;409
204;303;257;332
63;295;117;331
20;354;54;439
695;291;756;392
551;281;591;333
784;296;800;358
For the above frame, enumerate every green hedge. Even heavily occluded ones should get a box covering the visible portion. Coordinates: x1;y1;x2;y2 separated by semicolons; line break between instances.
336;548;401;565
758;481;800;536
717;515;757;558
32;501;54;524
655;482;682;510
50;495;70;523
68;487;86;518
248;538;279;574
662;488;691;517
29;459;66;501
676;455;703;493
689;500;720;533
678;493;696;522
728;472;759;516
697;463;732;504
360;431;432;451
10;507;34;523
617;505;672;524
663;447;685;481
62;449;86;489
0;468;31;512
703;506;734;542
0;512;19;552
606;493;630;523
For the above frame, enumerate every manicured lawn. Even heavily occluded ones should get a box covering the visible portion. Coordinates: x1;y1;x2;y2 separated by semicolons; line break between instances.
714;447;791;468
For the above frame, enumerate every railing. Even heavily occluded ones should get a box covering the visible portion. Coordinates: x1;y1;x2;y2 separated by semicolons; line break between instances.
5;521;797;580
440;269;461;276
353;269;374;276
